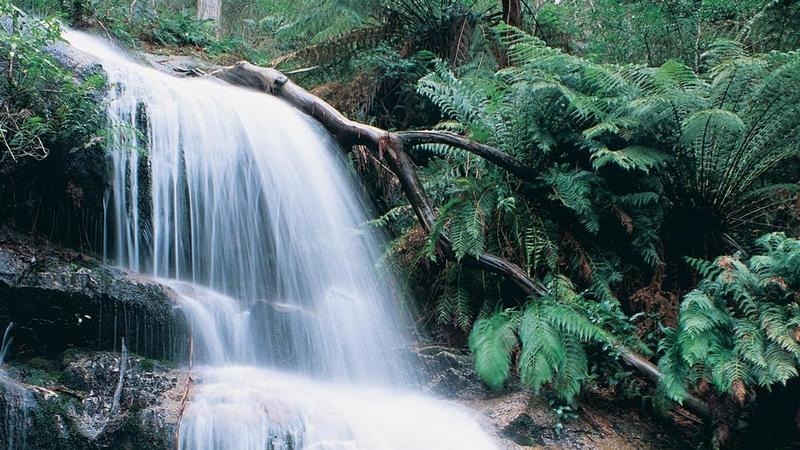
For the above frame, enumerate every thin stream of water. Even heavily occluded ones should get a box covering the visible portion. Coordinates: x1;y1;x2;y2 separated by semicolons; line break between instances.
0;324;32;450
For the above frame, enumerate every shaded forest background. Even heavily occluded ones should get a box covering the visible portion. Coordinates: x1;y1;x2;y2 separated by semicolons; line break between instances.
2;0;800;448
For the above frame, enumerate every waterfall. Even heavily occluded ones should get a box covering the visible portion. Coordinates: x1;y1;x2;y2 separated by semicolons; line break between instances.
64;30;499;449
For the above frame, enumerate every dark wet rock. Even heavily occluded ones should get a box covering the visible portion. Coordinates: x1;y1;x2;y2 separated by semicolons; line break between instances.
413;345;686;449
0;141;110;251
0;228;187;361
501;413;545;446
0;350;185;449
414;344;491;398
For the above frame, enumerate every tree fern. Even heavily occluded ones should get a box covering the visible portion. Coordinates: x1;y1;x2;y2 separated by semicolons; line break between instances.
404;22;800;416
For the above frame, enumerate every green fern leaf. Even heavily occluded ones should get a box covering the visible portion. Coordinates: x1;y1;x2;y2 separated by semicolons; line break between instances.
469;310;521;390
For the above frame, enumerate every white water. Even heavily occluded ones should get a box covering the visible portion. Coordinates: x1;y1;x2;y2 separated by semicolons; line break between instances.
64;30;498;449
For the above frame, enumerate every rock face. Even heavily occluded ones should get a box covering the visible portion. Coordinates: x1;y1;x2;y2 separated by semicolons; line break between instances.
0;351;185;449
0;227;187;361
0;229;188;449
0;138;110;251
413;345;686;449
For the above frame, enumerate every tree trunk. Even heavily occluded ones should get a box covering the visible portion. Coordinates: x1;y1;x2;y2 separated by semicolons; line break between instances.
502;0;522;27
196;0;222;23
212;61;710;420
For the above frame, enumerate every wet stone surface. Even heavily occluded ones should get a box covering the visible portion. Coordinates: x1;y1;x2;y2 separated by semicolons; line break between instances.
0;227;187;361
0;350;185;449
413;345;686;449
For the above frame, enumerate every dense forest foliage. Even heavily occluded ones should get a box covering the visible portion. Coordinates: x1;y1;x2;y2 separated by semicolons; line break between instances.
3;0;800;447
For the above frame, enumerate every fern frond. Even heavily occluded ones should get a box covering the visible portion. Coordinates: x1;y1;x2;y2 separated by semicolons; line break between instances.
543;303;611;344
518;303;564;393
469;310;521;390
591;145;672;173
551;335;589;404
542;166;600;234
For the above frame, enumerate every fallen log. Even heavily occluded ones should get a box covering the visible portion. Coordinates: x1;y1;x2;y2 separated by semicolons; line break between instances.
214;62;546;296
212;61;710;419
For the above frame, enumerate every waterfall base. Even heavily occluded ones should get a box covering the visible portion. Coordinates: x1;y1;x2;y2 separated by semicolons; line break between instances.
0;346;687;450
178;366;499;450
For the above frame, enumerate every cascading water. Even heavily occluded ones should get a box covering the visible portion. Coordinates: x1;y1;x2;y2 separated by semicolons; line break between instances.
64;30;499;449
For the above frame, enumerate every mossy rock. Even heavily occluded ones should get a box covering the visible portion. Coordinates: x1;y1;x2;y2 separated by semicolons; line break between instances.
0;350;184;449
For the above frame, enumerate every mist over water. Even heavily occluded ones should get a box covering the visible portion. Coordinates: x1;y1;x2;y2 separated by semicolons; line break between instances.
64;29;499;449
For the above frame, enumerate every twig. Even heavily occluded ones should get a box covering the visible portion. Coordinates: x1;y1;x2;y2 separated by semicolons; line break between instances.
109;337;128;417
284;66;320;75
174;333;193;447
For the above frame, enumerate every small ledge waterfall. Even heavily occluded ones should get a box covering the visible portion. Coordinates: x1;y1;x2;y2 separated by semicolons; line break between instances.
64;30;499;449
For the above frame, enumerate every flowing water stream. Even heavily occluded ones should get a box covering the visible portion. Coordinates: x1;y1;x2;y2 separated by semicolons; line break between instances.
63;30;499;449
0;324;32;450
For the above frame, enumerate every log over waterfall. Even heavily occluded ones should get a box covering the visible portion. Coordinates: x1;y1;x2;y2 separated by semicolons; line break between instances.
213;61;711;419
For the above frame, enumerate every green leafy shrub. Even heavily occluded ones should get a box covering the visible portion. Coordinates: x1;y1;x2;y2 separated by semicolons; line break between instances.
151;11;215;47
1;0;105;161
468;276;636;404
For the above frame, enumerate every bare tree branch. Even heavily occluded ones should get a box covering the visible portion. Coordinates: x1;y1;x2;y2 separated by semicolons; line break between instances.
397;130;536;182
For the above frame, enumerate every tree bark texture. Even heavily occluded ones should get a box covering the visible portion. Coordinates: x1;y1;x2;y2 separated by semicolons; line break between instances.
502;0;522;27
196;0;222;23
